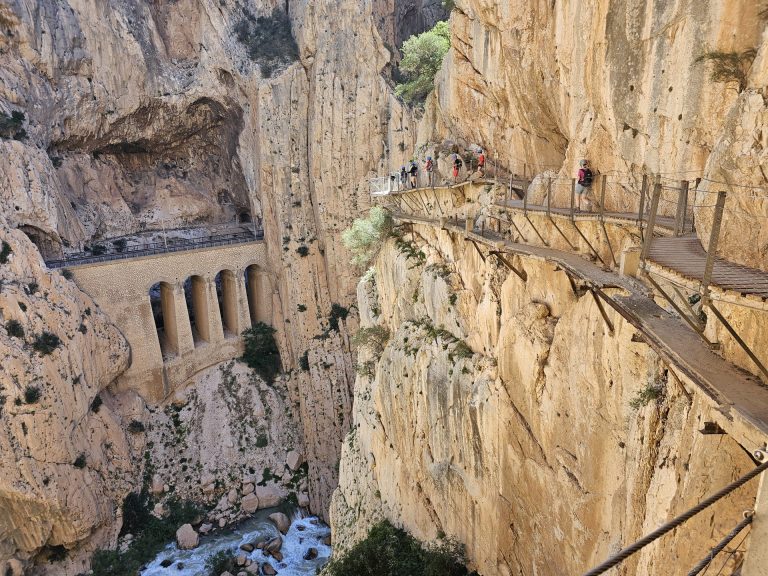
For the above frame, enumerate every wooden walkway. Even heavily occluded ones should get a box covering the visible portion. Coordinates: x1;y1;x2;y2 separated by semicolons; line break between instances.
395;212;768;438
649;235;768;300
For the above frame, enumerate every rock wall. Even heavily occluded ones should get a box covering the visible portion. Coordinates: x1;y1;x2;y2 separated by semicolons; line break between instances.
422;0;768;269
331;226;759;575
0;222;137;574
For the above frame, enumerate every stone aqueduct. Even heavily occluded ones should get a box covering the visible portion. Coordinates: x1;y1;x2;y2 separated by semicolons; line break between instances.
69;241;271;402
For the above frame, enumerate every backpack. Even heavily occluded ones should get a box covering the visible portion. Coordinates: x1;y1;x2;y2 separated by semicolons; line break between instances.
455;157;463;168
580;168;593;186
426;159;433;171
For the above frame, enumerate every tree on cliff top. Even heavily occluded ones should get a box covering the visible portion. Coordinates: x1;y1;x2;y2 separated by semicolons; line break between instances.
396;20;451;105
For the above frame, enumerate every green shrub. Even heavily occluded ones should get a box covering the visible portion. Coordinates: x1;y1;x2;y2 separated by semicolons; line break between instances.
255;433;269;448
91;244;107;256
205;550;238;576
296;245;310;257
695;49;756;92
112;238;128;253
33;332;61;355
299;350;310;371
26;282;38;294
352;325;390;357
91;498;202;576
324;520;476;576
341;207;394;268
329;303;350;332
0;110;26;140
629;384;664;409
24;385;41;404
90;395;102;413
241;322;281;383
5;319;24;338
234;8;299;77
395;21;451;105
0;240;11;263
61;269;74;280
73;454;86;468
127;420;145;433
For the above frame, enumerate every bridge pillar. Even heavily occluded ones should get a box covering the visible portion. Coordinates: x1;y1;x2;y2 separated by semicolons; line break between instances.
201;275;226;343
168;282;195;355
247;266;273;325
219;270;247;337
743;472;768;575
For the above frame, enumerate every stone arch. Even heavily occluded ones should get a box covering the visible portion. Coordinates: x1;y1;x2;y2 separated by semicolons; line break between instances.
183;275;211;345
244;264;270;325
214;269;239;336
238;210;252;224
149;281;177;356
19;225;62;260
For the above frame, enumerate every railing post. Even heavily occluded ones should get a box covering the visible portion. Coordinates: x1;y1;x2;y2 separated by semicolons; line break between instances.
640;176;662;267
674;180;690;236
700;191;727;306
599;174;607;221
523;179;529;216
570;178;576;221
546;177;552;217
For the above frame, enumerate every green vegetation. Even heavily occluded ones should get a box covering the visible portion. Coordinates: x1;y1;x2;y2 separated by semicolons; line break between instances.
33;332;61;355
0;110;26;140
205;550;238;576
299;350;310;371
0;240;11;263
695;49;756;92
127;420;146;434
324;520;477;576
5;319;24;338
394;235;427;267
296;245;310;257
241;322;281;383
234;8;299;77
352;325;390;357
73;454;86;469
61;269;74;280
341;206;394;268
329;303;350;332
91;243;107;256
629;383;664;409
90;395;102;413
442;0;456;9
112;238;128;253
91;497;202;576
255;432;269;448
24;385;41;404
395;21;451;105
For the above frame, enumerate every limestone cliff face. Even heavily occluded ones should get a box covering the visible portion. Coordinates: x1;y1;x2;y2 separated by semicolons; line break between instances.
0;222;135;572
331;227;758;575
423;1;768;269
0;0;433;564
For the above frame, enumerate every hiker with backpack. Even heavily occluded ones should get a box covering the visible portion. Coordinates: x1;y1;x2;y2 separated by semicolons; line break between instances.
576;159;594;212
400;166;408;189
409;161;419;189
477;150;486;177
452;155;463;183
424;156;434;187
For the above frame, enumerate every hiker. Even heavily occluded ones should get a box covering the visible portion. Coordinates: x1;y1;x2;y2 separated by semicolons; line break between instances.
576;159;594;212
409;161;419;189
477;149;486;177
452;155;463;183
400;166;408;189
424;156;434;187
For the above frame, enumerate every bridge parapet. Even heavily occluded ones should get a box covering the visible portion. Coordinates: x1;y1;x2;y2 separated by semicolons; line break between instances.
69;241;270;402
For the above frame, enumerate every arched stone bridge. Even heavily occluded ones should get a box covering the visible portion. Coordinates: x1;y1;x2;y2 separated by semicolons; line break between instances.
69;241;270;401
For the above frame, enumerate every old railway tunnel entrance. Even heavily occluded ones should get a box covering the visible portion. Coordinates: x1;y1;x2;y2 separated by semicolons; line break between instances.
52;239;270;402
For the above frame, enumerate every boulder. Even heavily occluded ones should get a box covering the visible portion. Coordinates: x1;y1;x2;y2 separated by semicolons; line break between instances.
236;554;247;566
237;572;248;576
199;522;213;534
264;536;283;554
5;559;23;576
303;547;318;560
297;493;310;507
322;535;332;546
242;482;254;495
241;493;259;513
175;524;199;550
227;488;239;505
160;558;173;568
219;517;227;528
240;542;254;552
271;551;283;562
255;485;282;509
245;565;260;574
268;512;291;534
286;451;304;471
262;564;277;576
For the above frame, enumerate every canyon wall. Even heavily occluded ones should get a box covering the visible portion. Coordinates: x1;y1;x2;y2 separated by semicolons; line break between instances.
331;225;759;575
422;0;768;269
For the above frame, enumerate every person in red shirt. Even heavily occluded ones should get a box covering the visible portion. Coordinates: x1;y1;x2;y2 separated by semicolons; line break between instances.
576;159;594;212
477;150;486;177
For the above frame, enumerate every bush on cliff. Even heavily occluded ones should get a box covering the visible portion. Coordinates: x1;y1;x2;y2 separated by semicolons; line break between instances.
324;520;477;576
395;21;451;105
341;206;394;268
241;322;282;383
235;8;299;78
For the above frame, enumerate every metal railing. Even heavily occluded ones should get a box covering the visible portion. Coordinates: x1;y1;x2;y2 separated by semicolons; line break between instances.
46;229;264;269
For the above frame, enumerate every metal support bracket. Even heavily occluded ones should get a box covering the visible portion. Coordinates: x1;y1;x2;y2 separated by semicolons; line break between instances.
591;289;615;335
490;251;528;282
465;238;487;262
706;300;768;382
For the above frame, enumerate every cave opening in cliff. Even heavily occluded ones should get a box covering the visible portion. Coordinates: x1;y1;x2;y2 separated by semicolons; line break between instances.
215;269;239;337
183;275;211;345
238;210;252;224
149;282;175;357
19;225;62;260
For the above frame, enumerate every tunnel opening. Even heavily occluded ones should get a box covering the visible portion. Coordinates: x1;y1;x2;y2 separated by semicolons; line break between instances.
19;225;63;260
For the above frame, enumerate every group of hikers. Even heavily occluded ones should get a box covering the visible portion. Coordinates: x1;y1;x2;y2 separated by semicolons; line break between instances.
395;149;487;190
390;149;595;212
